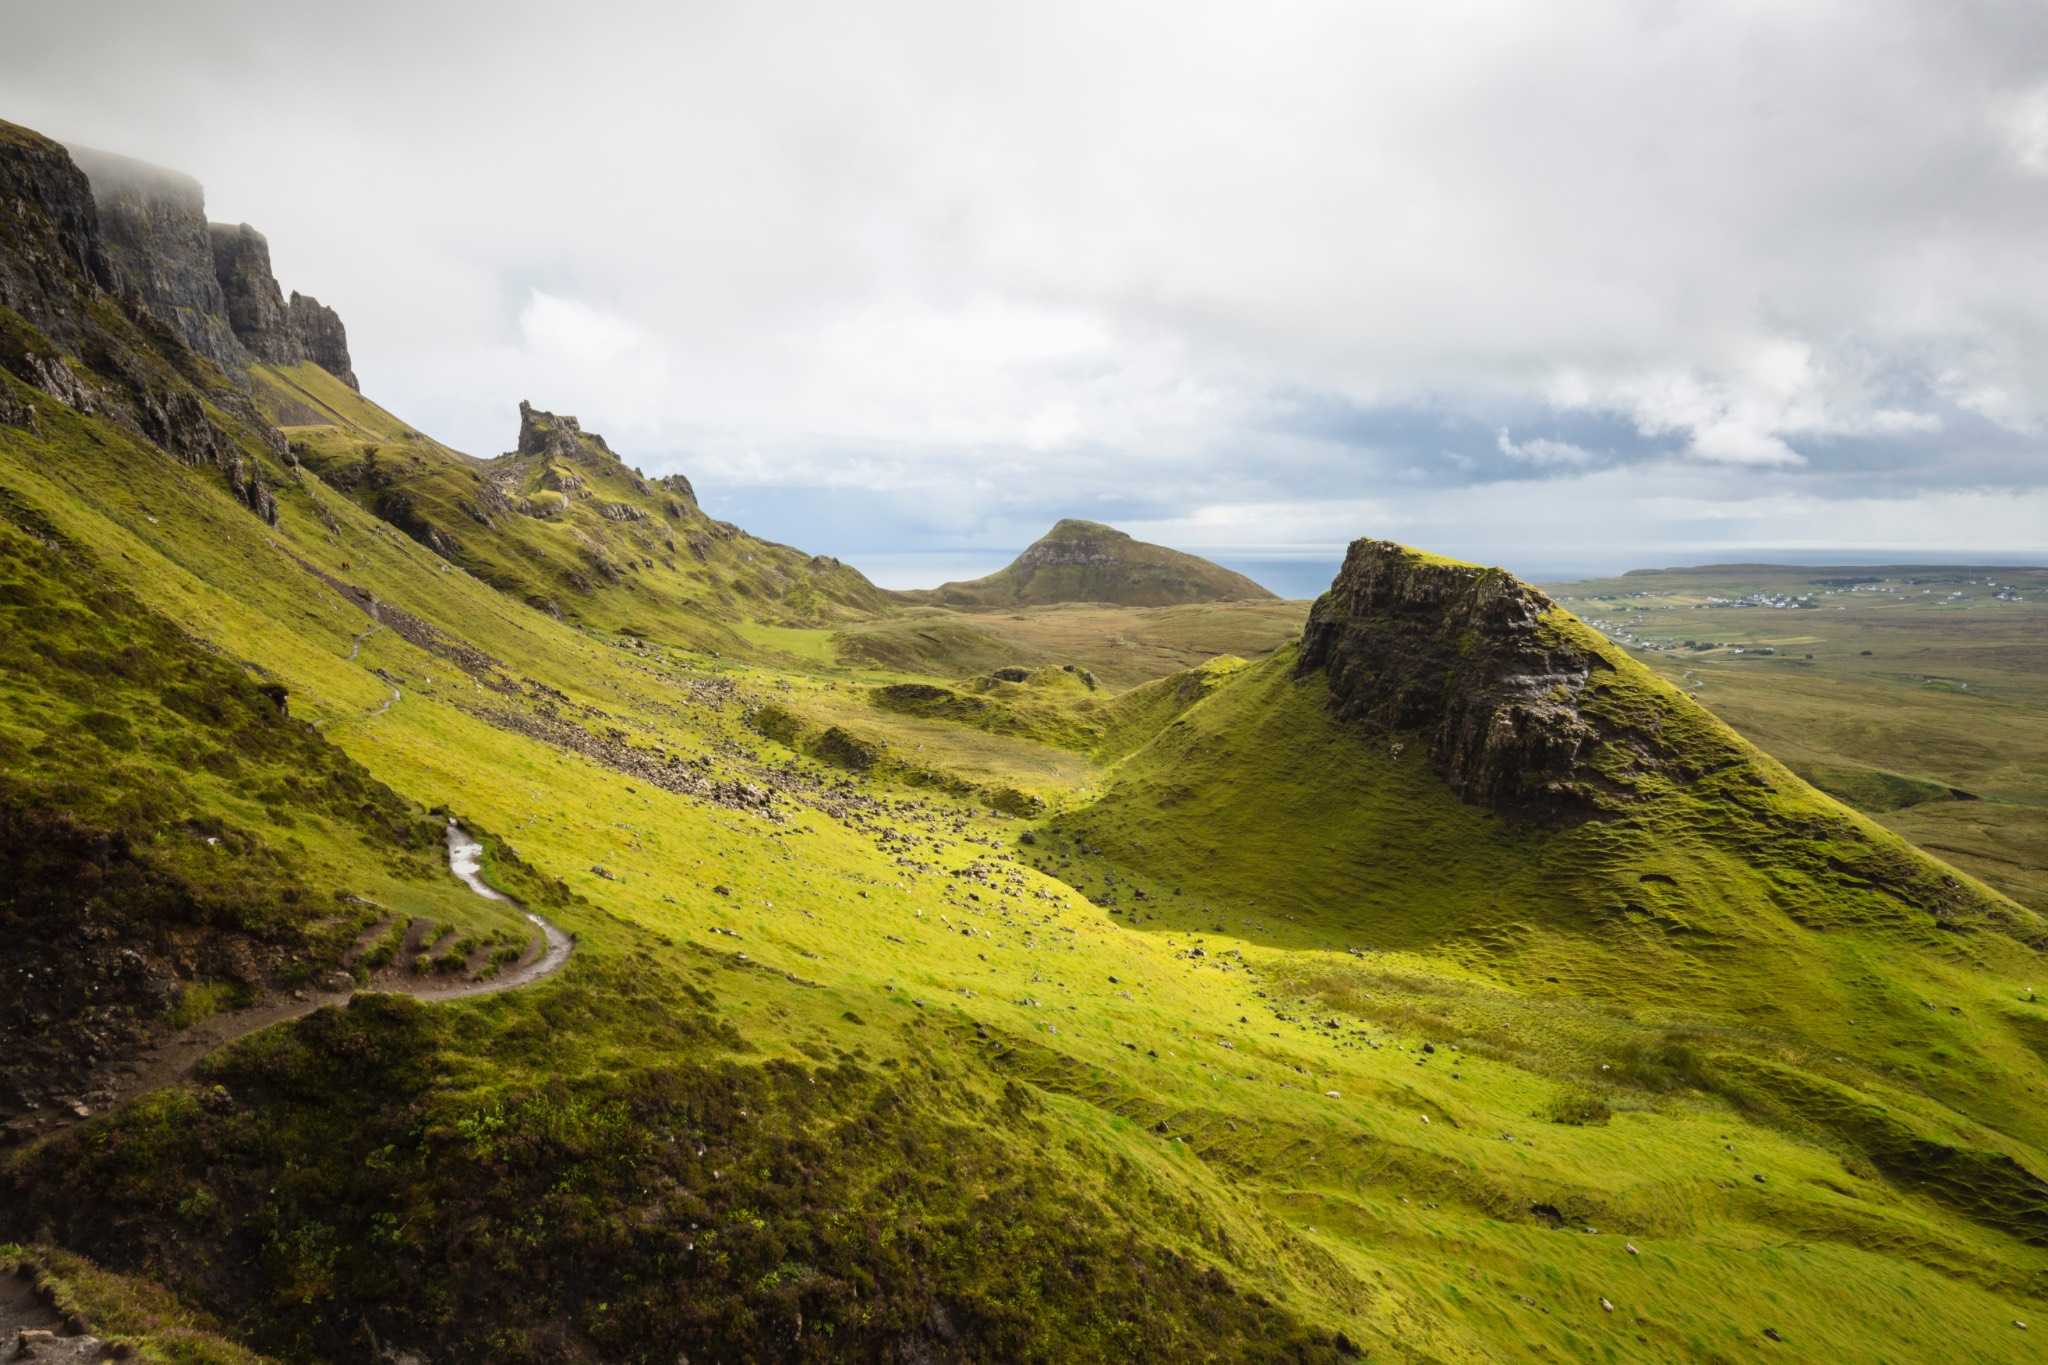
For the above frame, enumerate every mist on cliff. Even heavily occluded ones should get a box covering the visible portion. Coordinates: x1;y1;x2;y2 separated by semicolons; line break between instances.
4;0;2046;575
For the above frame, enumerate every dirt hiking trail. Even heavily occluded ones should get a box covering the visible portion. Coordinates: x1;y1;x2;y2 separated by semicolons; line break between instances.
6;822;571;1146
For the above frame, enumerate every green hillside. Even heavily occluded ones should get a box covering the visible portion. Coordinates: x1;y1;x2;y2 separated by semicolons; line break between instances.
917;517;1278;608
253;362;892;656
4;117;2046;1363
1546;562;2048;912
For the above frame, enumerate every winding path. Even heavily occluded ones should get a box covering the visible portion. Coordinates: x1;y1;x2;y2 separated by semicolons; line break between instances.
9;823;571;1144
316;623;399;729
345;621;381;662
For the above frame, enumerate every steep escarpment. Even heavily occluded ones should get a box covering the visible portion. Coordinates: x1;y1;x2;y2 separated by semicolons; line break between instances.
0;121;114;353
65;145;245;371
67;142;357;389
927;519;1276;608
0;121;287;523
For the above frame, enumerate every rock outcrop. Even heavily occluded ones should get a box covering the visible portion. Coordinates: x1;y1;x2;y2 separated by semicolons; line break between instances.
1296;539;1608;815
66;145;245;370
287;290;357;389
516;399;613;461
208;223;303;366
59;145;359;389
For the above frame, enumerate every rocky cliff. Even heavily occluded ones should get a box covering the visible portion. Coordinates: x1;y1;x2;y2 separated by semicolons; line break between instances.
0;121;114;353
1295;539;1621;815
65;145;245;370
208;222;303;367
287;289;356;388
58;144;359;389
0;119;284;524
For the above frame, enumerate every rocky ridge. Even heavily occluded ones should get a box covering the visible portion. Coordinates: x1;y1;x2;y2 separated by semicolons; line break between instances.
0;120;285;524
68;142;357;388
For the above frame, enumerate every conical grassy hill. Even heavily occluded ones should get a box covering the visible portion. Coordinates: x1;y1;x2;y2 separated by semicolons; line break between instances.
921;517;1277;608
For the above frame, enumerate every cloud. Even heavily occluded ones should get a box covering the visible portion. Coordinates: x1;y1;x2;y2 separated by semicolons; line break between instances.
2;0;2045;566
1496;429;1595;467
1996;82;2048;174
1684;421;1804;468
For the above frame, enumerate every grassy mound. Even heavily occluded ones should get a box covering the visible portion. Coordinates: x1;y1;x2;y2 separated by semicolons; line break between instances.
919;519;1275;608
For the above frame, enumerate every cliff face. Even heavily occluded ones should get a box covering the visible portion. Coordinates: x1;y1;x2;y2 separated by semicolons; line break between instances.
208;223;303;367
1296;540;1610;815
0;119;283;524
287;290;356;389
0;122;114;352
57;144;359;390
66;146;245;371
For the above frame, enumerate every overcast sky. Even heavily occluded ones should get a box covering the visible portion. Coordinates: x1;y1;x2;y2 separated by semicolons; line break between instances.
7;1;2048;583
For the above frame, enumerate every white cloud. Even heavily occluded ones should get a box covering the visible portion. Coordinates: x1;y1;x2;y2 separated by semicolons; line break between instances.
1685;421;1804;468
1996;82;2048;175
1496;429;1595;467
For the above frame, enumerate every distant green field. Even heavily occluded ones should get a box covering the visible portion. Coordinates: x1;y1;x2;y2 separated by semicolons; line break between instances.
1546;563;2048;909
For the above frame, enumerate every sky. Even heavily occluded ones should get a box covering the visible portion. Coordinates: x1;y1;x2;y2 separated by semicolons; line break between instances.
6;0;2048;587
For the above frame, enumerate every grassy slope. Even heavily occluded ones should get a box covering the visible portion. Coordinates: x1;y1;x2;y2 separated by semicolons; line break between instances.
8;366;2039;1358
2;1242;269;1364
7;360;2047;1357
252;362;890;659
0;380;534;1132
743;657;1258;815
832;597;1305;689
1041;631;2048;1357
1;356;1371;1360
1548;565;2048;910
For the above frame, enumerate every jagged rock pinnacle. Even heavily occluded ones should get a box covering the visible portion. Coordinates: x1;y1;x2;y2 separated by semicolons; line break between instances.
516;400;613;460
